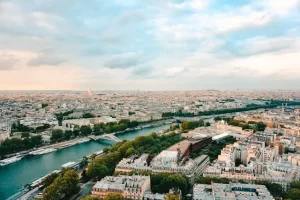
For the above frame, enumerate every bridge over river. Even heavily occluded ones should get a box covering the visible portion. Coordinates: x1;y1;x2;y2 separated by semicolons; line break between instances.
88;134;122;142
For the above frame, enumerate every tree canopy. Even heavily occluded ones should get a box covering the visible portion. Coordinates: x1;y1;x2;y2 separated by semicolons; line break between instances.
104;193;124;200
43;169;79;200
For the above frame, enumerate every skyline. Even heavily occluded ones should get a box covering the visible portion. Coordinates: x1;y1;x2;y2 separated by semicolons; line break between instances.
1;0;300;90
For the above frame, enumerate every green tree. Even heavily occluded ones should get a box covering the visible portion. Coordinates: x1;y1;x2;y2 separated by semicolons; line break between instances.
73;128;80;137
42;172;59;188
80;125;92;136
125;147;137;157
30;135;43;147
104;193;124;200
64;130;73;140
21;132;30;138
90;153;97;160
43;169;79;200
257;122;267;131
87;162;108;179
165;193;180;200
51;129;64;143
79;156;89;169
82;113;95;118
81;195;100;200
42;103;48;108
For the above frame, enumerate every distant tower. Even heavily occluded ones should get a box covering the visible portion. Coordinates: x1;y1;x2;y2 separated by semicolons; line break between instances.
88;89;93;97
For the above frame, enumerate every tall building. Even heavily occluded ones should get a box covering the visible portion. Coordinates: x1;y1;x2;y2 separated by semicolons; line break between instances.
234;147;248;165
88;88;93;97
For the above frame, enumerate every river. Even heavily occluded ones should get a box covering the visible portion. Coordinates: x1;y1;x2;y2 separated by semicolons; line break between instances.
0;124;173;200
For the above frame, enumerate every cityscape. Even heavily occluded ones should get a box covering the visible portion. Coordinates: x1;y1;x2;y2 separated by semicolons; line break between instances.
1;90;300;200
1;0;300;200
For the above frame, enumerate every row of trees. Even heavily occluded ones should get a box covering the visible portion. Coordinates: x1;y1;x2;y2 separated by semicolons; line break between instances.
93;119;139;135
81;193;123;200
285;181;300;200
55;110;74;125
11;123;33;133
151;173;190;195
214;117;267;132
43;169;80;200
163;103;279;117
50;119;140;144
0;135;43;158
86;132;182;180
180;119;207;132
11;122;51;134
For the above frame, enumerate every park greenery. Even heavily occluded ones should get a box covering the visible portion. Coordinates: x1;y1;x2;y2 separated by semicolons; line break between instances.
55;110;74;125
162;103;278;117
11;122;51;134
104;193;124;200
81;196;100;200
151;173;190;195
163;100;300;118
214;116;267;132
49;119;140;144
0;135;43;158
180;119;205;132
285;181;300;200
43;169;80;200
41;172;59;188
86;132;182;180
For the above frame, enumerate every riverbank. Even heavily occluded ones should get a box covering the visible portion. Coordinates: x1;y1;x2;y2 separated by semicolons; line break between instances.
0;123;175;199
0;119;175;164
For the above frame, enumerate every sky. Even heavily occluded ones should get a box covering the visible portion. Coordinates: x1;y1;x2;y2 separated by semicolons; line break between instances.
0;0;300;91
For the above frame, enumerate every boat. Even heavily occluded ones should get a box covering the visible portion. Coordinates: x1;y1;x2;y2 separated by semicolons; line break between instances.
0;155;23;166
29;148;57;156
30;170;60;188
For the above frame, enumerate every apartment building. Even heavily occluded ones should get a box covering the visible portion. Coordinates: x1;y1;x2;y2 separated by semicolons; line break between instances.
92;175;151;200
193;182;274;200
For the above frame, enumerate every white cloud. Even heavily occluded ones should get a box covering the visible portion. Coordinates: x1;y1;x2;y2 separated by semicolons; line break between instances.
260;0;300;16
238;36;300;55
167;0;212;10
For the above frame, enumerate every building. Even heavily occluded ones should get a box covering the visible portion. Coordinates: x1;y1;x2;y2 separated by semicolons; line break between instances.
190;137;212;152
166;140;192;159
234;147;248;165
143;191;164;200
92;175;151;200
115;148;209;183
0;121;10;142
151;151;209;183
115;154;151;172
193;182;274;200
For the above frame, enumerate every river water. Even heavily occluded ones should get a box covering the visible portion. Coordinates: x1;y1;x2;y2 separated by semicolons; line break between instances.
0;124;173;199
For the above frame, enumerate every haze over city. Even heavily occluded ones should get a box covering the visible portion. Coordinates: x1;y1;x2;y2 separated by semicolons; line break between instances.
2;1;300;200
1;0;300;90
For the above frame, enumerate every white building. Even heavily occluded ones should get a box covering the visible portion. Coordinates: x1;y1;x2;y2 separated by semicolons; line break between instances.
193;182;274;200
0;121;10;142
